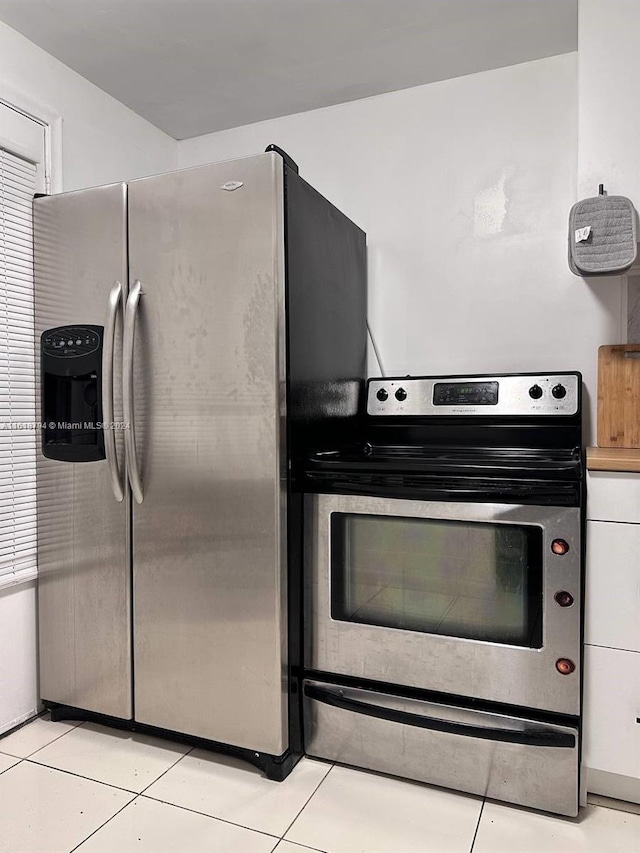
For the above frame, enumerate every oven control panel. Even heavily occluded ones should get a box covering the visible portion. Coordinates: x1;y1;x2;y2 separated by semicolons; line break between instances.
367;374;580;417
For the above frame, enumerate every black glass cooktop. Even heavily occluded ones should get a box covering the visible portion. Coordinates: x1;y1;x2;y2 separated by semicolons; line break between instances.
308;444;583;478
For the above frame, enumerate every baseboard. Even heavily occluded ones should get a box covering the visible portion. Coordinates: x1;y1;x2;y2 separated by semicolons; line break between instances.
0;707;40;737
587;792;640;815
586;767;640;805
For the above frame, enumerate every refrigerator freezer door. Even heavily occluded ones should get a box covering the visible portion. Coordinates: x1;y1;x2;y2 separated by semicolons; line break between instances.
129;153;288;754
34;184;131;718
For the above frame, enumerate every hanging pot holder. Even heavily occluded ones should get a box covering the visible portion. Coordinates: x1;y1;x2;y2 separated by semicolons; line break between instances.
568;194;637;276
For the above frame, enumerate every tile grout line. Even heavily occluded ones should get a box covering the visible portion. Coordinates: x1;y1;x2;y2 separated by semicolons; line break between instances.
137;745;194;796
9;728;330;849
0;757;23;775
23;734;193;797
275;836;326;853
68;792;138;853
139;791;282;842
16;732;319;845
0;749;33;761
469;797;486;853
26;720;87;759
24;741;196;798
24;757;142;795
0;716;85;761
38;745;286;851
279;762;335;843
28;746;282;849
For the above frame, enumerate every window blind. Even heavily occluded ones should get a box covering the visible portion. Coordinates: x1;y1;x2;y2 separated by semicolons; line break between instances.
0;147;38;585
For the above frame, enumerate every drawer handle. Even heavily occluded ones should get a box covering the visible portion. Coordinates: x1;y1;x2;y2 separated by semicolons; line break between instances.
305;684;575;749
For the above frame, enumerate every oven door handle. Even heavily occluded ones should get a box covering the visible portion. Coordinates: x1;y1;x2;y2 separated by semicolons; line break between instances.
304;684;575;748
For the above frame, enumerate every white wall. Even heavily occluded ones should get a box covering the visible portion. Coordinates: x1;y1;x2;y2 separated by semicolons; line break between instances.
0;584;38;734
0;21;177;191
178;53;620;439
577;0;640;342
577;0;640;209
0;22;177;733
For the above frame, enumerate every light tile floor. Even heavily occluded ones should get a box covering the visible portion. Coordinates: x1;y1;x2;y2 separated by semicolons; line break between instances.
0;714;638;853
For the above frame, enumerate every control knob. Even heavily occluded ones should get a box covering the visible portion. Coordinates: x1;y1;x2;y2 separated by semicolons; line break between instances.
551;539;570;556
552;384;566;399
556;658;576;675
554;590;574;608
395;388;407;401
528;384;543;400
376;388;388;401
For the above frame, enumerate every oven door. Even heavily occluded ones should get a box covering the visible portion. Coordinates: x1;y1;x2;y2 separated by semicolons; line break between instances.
305;493;581;716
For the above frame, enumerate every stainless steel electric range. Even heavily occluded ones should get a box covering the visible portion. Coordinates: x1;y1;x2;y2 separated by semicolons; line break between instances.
301;373;584;816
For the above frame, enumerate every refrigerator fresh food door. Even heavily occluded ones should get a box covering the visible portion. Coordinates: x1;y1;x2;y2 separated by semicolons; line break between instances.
128;153;288;754
34;184;131;718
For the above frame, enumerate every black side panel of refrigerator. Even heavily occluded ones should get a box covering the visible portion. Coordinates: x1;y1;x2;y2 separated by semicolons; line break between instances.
284;166;367;467
284;164;367;755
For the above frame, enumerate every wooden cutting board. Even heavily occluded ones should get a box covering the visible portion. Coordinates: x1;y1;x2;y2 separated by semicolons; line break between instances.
597;344;640;448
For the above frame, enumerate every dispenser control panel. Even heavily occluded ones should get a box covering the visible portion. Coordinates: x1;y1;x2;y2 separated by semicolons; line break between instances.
42;326;101;358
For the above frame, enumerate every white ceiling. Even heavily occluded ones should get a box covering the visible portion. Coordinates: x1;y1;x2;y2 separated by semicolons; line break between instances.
0;0;577;140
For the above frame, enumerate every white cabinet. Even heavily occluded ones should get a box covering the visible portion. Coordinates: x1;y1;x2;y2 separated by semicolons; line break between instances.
584;471;640;803
585;521;640;652
583;646;640;779
587;471;640;523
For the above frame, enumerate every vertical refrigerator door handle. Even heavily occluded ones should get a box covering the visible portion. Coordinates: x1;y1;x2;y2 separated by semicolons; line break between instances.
103;281;124;502
123;279;144;504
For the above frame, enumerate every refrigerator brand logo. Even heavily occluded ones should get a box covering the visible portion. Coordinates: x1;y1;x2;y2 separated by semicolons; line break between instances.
220;181;244;192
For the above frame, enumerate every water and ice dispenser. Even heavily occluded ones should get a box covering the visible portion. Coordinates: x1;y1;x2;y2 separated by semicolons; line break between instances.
40;325;105;462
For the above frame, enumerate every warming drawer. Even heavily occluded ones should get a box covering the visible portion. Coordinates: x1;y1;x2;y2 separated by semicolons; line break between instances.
303;679;579;816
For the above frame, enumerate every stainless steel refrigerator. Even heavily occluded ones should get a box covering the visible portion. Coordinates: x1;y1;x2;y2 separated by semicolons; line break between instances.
33;148;366;778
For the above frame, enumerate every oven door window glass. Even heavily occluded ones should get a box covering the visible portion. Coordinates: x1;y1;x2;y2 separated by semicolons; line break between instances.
330;514;543;648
